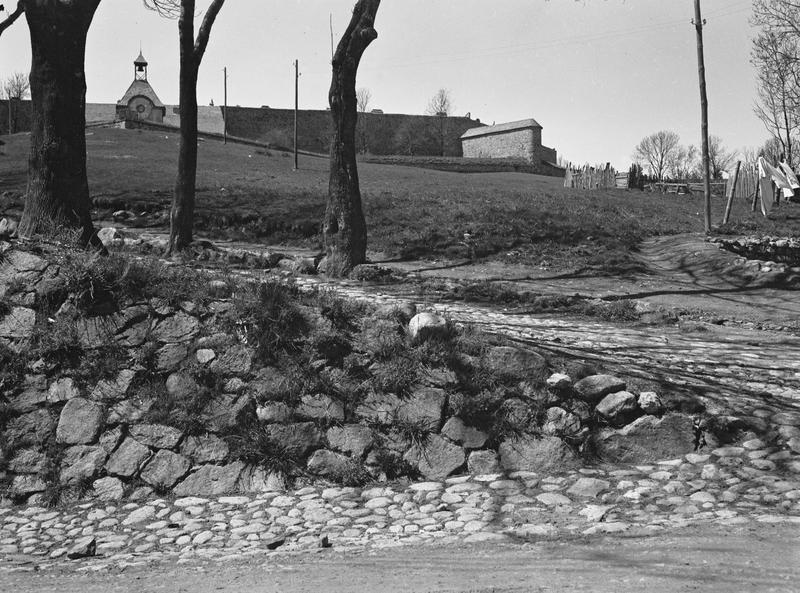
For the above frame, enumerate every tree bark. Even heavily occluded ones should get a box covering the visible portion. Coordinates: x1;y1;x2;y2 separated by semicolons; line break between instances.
17;0;102;248
323;0;380;275
169;0;199;254
165;0;225;254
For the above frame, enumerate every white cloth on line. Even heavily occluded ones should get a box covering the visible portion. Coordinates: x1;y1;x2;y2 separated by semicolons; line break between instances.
779;162;800;190
757;157;794;215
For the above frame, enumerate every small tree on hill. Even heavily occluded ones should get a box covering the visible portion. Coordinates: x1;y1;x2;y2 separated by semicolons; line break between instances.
356;87;371;153
3;71;29;134
145;0;226;255
324;0;381;275
0;1;104;248
426;88;453;157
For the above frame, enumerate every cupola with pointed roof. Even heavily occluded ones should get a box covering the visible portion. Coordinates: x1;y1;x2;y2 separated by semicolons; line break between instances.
117;50;166;124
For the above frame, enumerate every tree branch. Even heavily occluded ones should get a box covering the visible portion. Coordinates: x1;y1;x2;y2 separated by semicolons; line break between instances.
193;0;224;61
0;1;23;38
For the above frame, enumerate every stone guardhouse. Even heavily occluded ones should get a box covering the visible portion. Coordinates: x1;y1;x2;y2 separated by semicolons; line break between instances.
116;51;166;124
460;118;558;172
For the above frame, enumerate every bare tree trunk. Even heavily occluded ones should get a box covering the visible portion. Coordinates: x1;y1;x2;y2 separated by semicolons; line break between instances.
18;0;102;248
323;0;380;275
168;1;198;253
162;0;225;254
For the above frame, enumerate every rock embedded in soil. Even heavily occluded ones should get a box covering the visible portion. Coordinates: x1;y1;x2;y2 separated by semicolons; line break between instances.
396;387;447;430
638;391;664;415
326;425;374;458
595;391;639;427
467;450;501;474
592;413;695;463
307;449;353;477
486;346;548;380
173;462;246;497
405;434;466;480
441;417;489;449
541;407;582;437
408;312;448;343
498;435;579;473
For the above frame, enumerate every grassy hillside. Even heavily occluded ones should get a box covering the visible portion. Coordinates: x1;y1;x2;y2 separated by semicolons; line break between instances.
0;127;796;270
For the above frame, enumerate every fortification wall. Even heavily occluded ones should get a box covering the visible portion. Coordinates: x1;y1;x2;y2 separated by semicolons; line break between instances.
224;107;482;157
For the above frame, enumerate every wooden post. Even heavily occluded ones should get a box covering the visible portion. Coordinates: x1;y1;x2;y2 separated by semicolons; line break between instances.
294;59;299;171
694;0;712;232
752;175;760;213
223;67;227;144
722;160;740;224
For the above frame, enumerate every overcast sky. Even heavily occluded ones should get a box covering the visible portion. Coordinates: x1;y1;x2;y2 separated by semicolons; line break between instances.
0;0;763;168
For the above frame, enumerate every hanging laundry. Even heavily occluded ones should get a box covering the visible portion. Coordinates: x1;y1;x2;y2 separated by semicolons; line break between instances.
757;157;794;215
779;161;800;190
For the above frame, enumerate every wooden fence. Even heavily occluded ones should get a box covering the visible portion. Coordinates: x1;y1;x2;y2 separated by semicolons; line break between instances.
563;164;622;190
727;161;758;201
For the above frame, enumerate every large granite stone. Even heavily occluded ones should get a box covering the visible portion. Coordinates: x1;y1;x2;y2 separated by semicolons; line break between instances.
498;435;579;473
595;391;639;427
404;434;465;480
396;388;447;430
140;450;192;490
129;424;184;450
180;434;230;464
306;449;352;478
485;346;548;380
592;413;695;463
59;445;107;484
441;417;488;449
56;398;104;445
262;422;322;457
296;394;345;422
152;312;199;343
105;437;151;478
573;374;626;403
173;462;246;497
326;425;374;458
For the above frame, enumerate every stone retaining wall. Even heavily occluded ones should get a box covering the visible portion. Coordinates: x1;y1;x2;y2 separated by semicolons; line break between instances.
0;242;705;506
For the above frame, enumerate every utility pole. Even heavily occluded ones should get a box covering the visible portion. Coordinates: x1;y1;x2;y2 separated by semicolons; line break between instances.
223;67;228;144
294;59;299;171
693;0;712;233
330;14;335;61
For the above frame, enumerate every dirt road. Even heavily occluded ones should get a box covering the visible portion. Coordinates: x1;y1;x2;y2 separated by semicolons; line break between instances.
3;524;798;593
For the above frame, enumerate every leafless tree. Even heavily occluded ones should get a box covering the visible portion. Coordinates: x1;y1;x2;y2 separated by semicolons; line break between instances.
145;0;226;254
355;87;371;153
669;144;699;180
707;136;737;179
3;71;29;134
3;71;29;100
425;89;454;157
0;1;103;248
323;0;381;275
632;130;681;181
751;28;800;166
356;87;371;112
426;88;453;116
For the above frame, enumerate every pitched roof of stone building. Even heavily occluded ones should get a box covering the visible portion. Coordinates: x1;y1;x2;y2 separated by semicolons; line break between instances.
118;80;165;108
460;118;542;140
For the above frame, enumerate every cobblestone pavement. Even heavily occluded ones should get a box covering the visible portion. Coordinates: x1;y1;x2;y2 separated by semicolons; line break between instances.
297;277;800;422
1;442;799;573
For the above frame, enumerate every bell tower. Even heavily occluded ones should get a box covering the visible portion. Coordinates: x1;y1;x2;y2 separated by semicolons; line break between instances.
134;51;148;82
